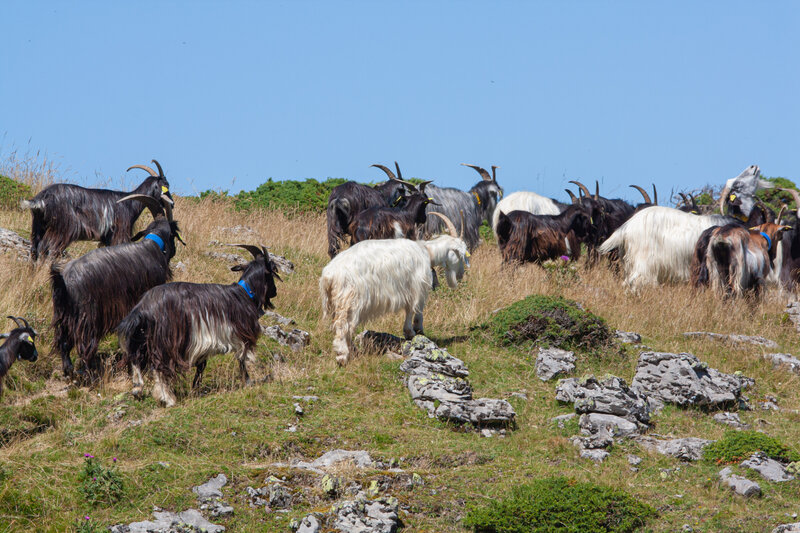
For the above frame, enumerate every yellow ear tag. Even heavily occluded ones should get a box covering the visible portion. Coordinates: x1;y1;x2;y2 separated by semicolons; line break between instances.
162;186;169;193
23;334;32;343
466;251;471;257
729;194;736;201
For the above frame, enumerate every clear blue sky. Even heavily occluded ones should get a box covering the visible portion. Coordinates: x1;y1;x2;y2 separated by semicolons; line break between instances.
3;1;799;204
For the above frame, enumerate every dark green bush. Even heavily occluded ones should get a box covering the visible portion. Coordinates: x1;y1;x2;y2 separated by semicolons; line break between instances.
463;477;655;533
703;430;800;464
757;176;799;213
483;295;612;353
0;175;31;208
200;177;348;213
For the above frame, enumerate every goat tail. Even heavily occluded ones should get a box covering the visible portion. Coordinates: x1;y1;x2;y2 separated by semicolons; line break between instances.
598;226;625;256
708;234;736;294
319;275;336;323
327;198;351;258
20;199;44;211
117;309;149;368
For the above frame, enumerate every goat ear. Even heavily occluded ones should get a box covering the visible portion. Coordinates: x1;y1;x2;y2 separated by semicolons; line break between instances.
231;265;246;272
0;333;8;339
131;230;147;242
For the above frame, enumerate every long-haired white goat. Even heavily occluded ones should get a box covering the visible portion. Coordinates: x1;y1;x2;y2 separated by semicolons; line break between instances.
492;191;564;236
320;212;468;365
599;206;733;290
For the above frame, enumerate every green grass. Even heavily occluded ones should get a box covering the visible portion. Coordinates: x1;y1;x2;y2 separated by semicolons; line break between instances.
703;430;800;465
0;175;31;208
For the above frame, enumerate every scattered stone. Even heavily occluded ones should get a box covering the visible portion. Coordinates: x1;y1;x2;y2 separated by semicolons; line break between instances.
535;347;576;381
193;474;227;500
556;375;650;425
719;466;762;497
571;439;609;463
631;351;747;410
292;395;319;403
109;509;225;533
272;450;386;474
264;309;295;325
713;412;750;430
615;330;642;344
773;523;800;533
205;251;247;265
636;437;713;461
321;474;342;497
510;391;528;400
0;227;30;261
786;301;800;333
261;324;310;352
763;353;800;375
332;496;401;533
291;514;321;533
294;403;304;416
741;452;795;482
627;454;642;466
551;413;576;428
355;330;404;355
207;239;295;274
173;261;188;273
580;413;640;439
400;335;515;428
683;331;778;349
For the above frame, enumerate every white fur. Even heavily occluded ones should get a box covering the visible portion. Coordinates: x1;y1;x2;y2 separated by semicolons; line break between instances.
599;206;730;291
492;191;561;235
186;311;244;367
319;236;468;365
706;229;776;296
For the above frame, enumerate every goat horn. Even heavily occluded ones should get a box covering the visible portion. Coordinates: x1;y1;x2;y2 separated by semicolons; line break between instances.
151;159;165;177
565;189;578;205
594;181;599;201
780;188;800;213
118;194;165;219
776;204;787;224
460;163;491;181
652;184;658;205
394;161;403;181
629;185;652;204
418;180;434;194
370;164;397;181
126;164;158;177
568;180;592;199
225;244;264;260
689;193;698;210
7;316;24;329
491;165;499;182
459;209;465;239
718;185;730;214
428;212;458;238
678;192;689;206
396;179;419;192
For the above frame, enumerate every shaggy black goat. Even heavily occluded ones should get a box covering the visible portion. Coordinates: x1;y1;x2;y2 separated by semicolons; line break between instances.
495;204;591;264
348;181;438;244
0;316;38;401
422;163;503;251
326;162;407;257
51;195;183;380
569;180;635;261
23;160;174;262
118;245;280;407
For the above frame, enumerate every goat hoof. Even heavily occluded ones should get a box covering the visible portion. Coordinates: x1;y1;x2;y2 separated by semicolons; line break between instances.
131;387;143;398
335;355;349;366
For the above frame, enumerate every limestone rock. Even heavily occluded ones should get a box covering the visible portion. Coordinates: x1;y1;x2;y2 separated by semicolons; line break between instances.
261;324;310;351
741;452;795;482
684;331;778;349
0;227;30;261
293;515;321;533
333;496;401;533
636;437;713;461
273;449;379;474
551;413;576;428
580;413;640;439
719;466;762;497
193;474;227;500
763;353;800;375
615;330;642;344
773;523;800;533
786;301;800;333
109;509;225;533
713;412;750;429
631;351;745;409
535;347;576;381
557;375;650;425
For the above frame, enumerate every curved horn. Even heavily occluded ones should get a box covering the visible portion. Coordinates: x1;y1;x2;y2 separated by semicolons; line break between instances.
151;159;165;177
568;180;592;199
594;181;599;201
460;163;491;181
396;180;419;192
780;188;800;213
776;204;787;224
394;161;403;181
7;316;24;329
117;194;165;219
418;180;434;194
629;185;652;204
678;192;689;206
225;244;265;260
689;193;698;210
565;189;578;205
126;164;158;177
428;212;458;238
652;184;658;205
491;165;499;182
370;164;397;181
459;209;465;239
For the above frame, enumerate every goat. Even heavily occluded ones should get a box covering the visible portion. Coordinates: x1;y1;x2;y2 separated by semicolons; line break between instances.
348;180;437;244
692;215;790;297
719;165;775;222
0;316;38;401
568;180;635;261
629;184;659;211
22;160;174;262
492;190;563;238
599;206;736;291
118;245;280;407
326;162;407;257
495;205;591;264
51;195;183;380
423;164;504;251
320;212;469;365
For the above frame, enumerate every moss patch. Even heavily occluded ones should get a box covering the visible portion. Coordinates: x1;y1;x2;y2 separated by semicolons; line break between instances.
463;477;655;533
483;295;612;353
703;430;800;464
0;175;31;209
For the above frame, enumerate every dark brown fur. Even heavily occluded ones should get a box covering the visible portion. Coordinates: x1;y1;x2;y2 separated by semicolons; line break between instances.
496;205;590;264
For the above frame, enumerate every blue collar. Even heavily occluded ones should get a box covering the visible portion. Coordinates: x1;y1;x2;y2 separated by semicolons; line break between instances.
144;233;165;252
238;279;256;299
760;231;772;251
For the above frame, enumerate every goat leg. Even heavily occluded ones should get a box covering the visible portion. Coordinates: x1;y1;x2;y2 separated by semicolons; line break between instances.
152;372;176;408
59;340;74;379
238;351;254;386
192;360;207;390
130;364;144;398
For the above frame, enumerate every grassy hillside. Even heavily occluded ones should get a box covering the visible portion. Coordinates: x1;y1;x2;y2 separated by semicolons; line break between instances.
0;167;799;532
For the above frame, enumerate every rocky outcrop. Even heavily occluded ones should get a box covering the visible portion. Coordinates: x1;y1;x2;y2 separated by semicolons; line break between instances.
762;353;800;375
615;330;642;344
0;228;30;261
636;437;713;461
261;324;310;352
332;497;401;533
683;331;778;349
399;336;515;428
108;509;225;533
741;452;795;482
712;412;750;430
535;347;575;381
719;466;762;497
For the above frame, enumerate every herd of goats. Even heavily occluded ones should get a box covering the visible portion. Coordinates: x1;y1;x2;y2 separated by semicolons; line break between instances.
0;160;797;407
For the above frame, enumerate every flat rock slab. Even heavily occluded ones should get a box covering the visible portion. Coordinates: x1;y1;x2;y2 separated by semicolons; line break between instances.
580;413;640;439
261;324;310;352
713;412;750;430
555;375;650;425
0;227;30;261
536;347;575;381
273;450;387;475
631;351;746;410
786;302;800;333
615;330;642;344
763;353;800;375
636;437;713;461
109;509;224;533
773;523;800;533
263;310;295;325
333;497;401;533
293;514;321;533
193;474;227;500
741;452;795;482
684;331;778;349
719;466;762;497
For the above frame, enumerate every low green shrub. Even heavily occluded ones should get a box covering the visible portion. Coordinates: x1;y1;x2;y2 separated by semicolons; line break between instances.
463;477;655;533
703;430;800;464
0;175;31;208
483;295;612;353
79;454;124;505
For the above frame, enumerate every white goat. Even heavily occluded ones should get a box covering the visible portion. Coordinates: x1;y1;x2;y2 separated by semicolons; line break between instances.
320;213;468;365
492;191;562;236
599;206;732;291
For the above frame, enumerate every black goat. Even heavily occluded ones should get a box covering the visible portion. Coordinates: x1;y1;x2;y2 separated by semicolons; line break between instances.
496;204;591;264
569;180;635;261
629;184;659;211
23;160;174;262
118;245;280;407
774;189;800;290
326;162;407;257
51;195;183;380
0;316;38;401
348;181;438;244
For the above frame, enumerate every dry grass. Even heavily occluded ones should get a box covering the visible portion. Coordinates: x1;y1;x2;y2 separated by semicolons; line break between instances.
0;160;798;532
